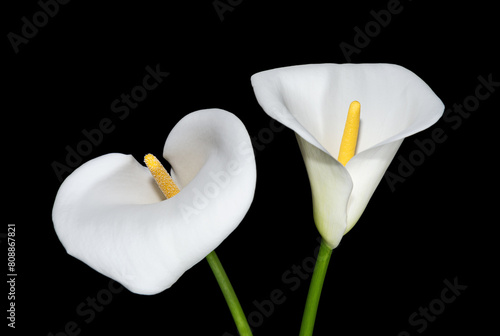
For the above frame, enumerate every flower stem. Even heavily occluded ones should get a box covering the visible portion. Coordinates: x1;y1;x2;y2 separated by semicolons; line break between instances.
299;239;333;336
206;251;253;336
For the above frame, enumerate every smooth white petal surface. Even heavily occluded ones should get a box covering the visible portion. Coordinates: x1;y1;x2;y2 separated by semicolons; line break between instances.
296;134;352;248
251;64;444;248
53;109;256;294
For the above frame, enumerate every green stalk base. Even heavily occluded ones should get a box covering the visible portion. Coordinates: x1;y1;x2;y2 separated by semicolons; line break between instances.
299;239;333;336
206;251;253;336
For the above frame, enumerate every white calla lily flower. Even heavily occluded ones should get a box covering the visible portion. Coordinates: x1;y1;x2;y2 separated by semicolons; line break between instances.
251;63;444;249
52;109;256;295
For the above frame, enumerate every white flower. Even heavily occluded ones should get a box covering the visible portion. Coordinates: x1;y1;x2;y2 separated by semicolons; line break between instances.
251;63;444;248
52;109;256;295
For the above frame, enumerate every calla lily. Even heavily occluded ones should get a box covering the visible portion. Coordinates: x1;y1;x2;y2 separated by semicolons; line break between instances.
52;108;256;295
251;63;444;249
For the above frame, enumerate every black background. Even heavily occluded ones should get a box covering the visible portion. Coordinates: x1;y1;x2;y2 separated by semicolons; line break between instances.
4;0;498;335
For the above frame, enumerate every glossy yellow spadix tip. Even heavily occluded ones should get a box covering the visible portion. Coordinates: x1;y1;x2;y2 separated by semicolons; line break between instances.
338;101;360;166
144;154;180;199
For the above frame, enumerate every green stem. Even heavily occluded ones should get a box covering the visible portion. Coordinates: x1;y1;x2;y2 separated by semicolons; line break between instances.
299;239;333;336
206;251;253;336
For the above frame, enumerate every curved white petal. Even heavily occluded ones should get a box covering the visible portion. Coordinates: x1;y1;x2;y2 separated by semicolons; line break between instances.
53;109;256;295
251;63;444;246
296;134;352;248
344;140;403;233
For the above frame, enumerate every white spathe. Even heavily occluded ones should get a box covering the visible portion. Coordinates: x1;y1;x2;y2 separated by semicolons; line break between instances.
52;109;256;295
251;63;444;249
